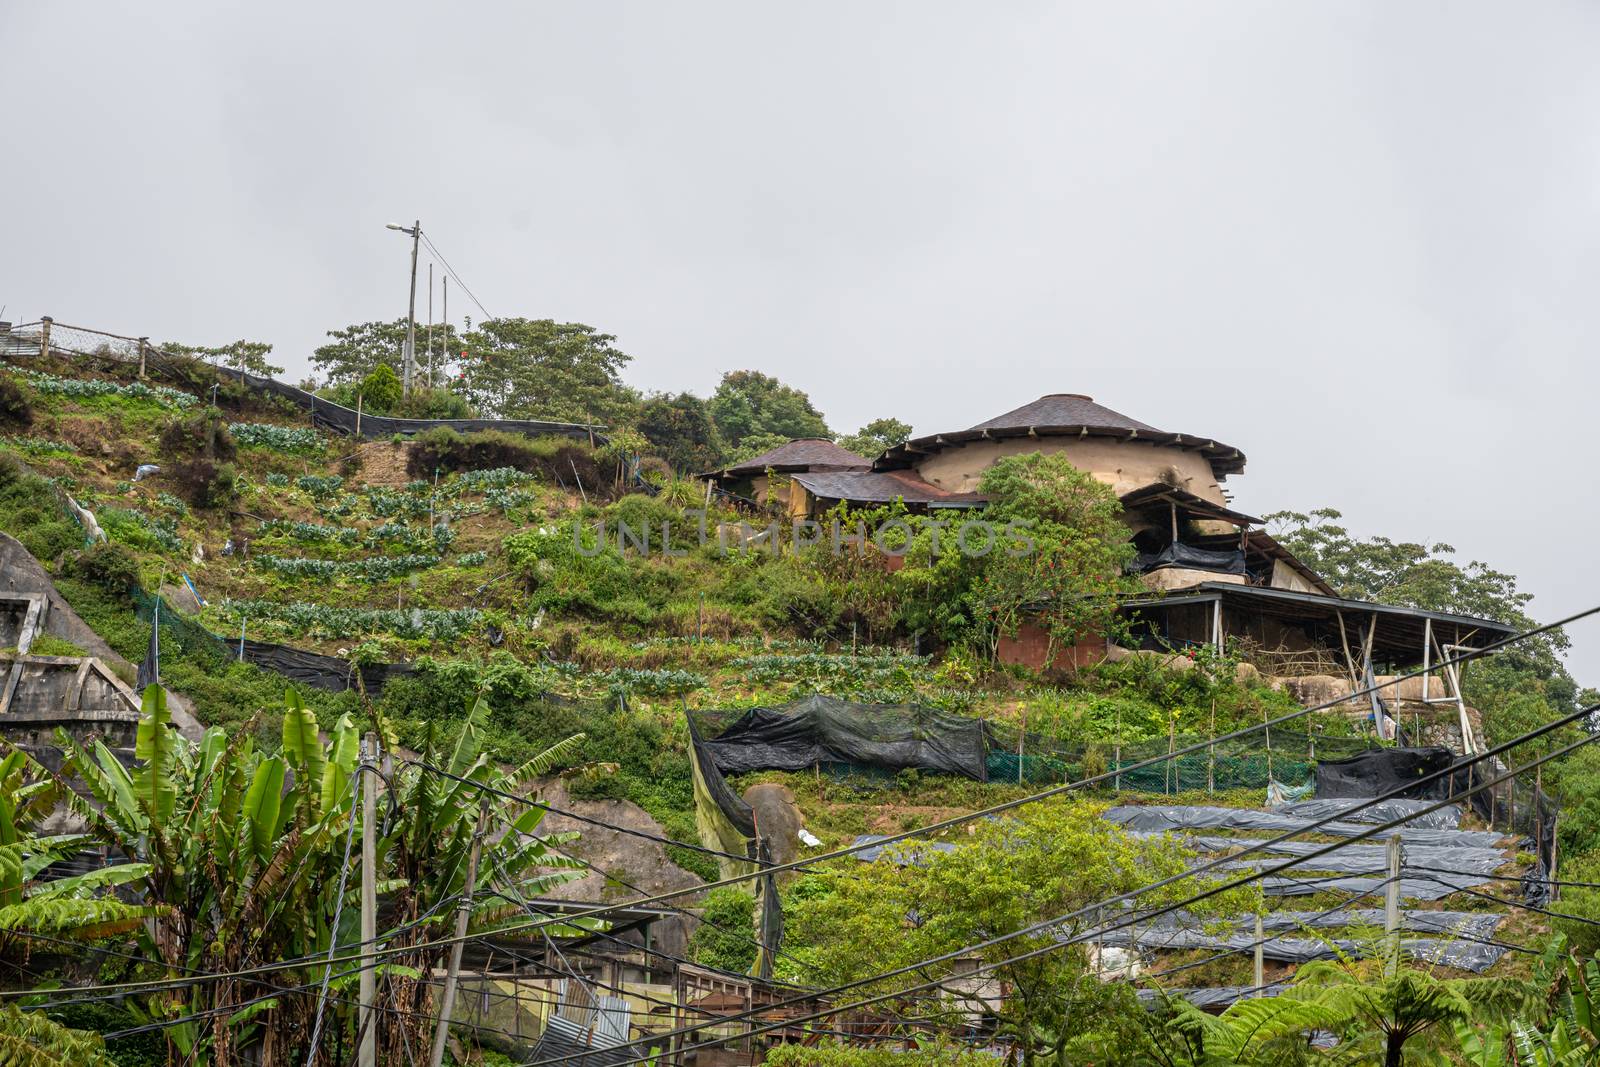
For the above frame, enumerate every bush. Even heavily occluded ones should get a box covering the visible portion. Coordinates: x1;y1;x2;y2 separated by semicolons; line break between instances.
410;427;605;489
168;458;237;509
686;887;757;973
358;364;402;414
0;377;32;429
158;410;237;463
63;541;140;594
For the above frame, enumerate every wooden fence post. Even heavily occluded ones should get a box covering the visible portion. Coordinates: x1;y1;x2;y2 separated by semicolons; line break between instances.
39;317;51;360
137;337;148;378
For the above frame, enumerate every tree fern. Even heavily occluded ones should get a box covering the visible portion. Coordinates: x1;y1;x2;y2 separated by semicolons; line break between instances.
0;1005;114;1066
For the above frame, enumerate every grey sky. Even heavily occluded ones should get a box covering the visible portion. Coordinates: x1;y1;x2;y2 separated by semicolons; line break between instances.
4;2;1598;682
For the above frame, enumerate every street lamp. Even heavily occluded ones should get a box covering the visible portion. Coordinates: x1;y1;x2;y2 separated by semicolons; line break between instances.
386;220;421;398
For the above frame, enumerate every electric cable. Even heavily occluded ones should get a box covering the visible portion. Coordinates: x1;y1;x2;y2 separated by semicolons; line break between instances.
512;716;1598;1067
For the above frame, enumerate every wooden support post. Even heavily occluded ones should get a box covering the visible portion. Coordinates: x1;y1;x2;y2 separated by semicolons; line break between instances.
1167;716;1176;795
137;337;148;378
1385;834;1402;978
355;392;363;437
1263;703;1273;787
1114;705;1122;792
1208;699;1216;795
430;796;490;1067
1253;912;1264;996
359;733;379;1067
38;317;50;361
1017;703;1026;785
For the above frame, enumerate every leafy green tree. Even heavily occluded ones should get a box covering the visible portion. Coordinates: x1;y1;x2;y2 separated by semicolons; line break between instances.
972;453;1139;665
311;318;463;386
460;318;637;424
1288;955;1531;1067
637;391;726;472
837;417;912;459
723;431;795;466
1267;507;1575;711
781;802;1256;1067
163;339;284;377
686;886;758;973
708;370;830;449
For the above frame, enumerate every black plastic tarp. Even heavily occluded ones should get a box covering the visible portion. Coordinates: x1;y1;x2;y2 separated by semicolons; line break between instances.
1132;542;1248;576
696;695;989;781
1273;797;1463;830
236;639;415;697
1314;747;1457;799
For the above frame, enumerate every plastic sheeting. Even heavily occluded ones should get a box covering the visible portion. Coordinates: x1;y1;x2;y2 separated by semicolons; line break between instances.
1138;984;1289;1009
1273;797;1463;830
1315;746;1456;799
236;638;414;695
1099;927;1506;972
1132;542;1248;576
693;695;989;781
1103;804;1505;849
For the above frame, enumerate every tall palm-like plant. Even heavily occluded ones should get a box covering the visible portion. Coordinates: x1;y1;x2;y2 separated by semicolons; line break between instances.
376;697;591;1062
21;685;593;1065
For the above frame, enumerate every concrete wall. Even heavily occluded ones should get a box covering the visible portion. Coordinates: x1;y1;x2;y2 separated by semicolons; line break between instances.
914;437;1226;502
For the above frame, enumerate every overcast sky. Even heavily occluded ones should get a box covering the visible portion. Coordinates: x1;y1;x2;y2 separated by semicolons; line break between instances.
4;2;1598;682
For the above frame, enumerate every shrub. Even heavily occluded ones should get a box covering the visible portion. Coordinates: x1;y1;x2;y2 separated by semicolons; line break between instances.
159;411;237;463
64;541;140;594
0;377;32;429
358;363;402;413
410;428;605;490
686;887;757;973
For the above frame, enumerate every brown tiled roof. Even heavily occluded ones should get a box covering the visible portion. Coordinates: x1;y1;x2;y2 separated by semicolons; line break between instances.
791;470;986;507
875;393;1247;479
706;438;869;479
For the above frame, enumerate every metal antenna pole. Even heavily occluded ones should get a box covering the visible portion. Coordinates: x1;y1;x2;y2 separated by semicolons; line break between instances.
440;275;448;390
426;262;434;393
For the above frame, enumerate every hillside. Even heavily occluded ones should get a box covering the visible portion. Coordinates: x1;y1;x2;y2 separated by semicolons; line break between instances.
0;338;1588;1064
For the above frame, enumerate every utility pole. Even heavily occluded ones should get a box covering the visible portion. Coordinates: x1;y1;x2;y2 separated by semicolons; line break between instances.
429;796;489;1067
1384;834;1402;977
359;732;379;1067
440;275;448;390
386;220;422;398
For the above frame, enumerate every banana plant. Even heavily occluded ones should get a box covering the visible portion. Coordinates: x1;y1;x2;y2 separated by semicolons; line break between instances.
5;686;593;1066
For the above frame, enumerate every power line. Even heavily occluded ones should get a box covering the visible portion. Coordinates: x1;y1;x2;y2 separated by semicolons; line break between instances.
8;616;1590;1014
515;714;1600;1067
420;233;492;321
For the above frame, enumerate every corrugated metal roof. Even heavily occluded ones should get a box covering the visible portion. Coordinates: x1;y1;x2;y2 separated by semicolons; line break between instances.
791;469;986;506
707;439;869;479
